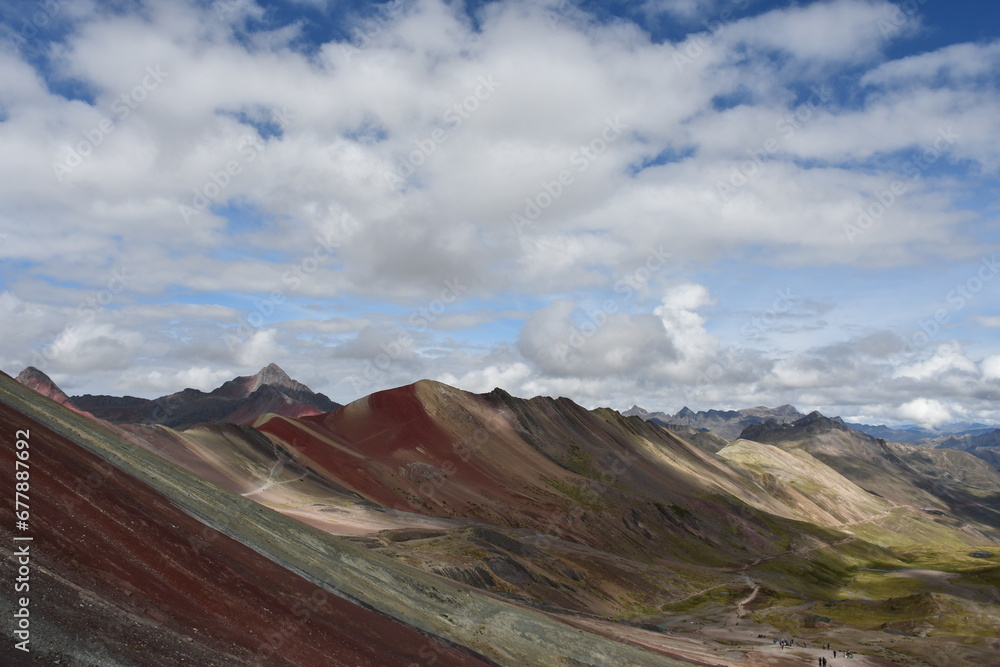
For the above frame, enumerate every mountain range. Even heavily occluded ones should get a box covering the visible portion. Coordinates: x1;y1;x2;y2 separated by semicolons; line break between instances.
17;363;340;429
3;366;999;666
624;404;804;440
627;402;1000;472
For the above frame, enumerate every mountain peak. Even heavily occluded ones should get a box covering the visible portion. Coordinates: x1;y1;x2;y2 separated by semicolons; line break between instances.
16;366;87;413
249;363;299;392
17;365;54;386
739;410;850;441
17;367;71;402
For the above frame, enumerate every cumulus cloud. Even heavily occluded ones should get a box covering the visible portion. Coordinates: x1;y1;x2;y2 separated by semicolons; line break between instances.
119;366;236;394
42;323;144;373
893;342;979;381
232;328;282;367
981;355;1000;381
437;362;533;394
896;397;954;428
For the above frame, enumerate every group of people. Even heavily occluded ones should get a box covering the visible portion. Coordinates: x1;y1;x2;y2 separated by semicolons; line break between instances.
814;645;854;662
764;637;853;659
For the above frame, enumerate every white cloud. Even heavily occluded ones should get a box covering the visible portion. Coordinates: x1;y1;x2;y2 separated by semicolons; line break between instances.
722;0;901;64
896;397;954;428
119;366;236;394
981;355;1000;381
437;362;533;394
516;300;665;377
862;40;1000;87
893;342;979;381
43;323;144;373
233;328;281;367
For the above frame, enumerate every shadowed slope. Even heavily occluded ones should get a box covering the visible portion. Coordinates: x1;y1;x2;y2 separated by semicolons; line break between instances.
253;380;852;569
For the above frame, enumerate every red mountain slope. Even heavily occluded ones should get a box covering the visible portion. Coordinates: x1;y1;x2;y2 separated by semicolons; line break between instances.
0;397;491;666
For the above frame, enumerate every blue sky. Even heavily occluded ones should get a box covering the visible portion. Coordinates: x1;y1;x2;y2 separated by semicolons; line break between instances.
1;0;999;427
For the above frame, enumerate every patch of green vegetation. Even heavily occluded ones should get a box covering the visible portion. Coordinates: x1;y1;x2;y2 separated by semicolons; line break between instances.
663;537;739;569
892;545;994;572
660;585;743;613
614;590;662;618
461;547;489;560
759;609;802;631
668;504;692;519
852;510;982;554
559;443;597;478
746;587;807;612
538;475;608;510
955;565;1000;589
754;554;852;599
843;570;929;600
750;538;908;601
818;592;998;637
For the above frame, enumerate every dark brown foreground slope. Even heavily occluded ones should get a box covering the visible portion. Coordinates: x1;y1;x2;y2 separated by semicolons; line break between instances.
0;399;493;666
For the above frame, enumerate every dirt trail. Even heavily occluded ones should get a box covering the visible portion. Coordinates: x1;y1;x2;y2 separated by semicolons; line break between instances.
662;535;857;610
735;575;760;619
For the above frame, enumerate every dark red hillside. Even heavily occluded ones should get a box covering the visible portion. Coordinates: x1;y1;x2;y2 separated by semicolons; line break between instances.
0;400;493;666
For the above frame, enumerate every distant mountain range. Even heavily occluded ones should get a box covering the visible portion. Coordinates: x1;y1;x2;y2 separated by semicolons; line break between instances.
17;363;340;430
846;421;999;443
626;402;1000;472
623;404;804;440
928;430;1000;470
